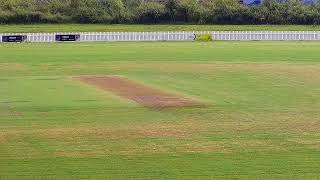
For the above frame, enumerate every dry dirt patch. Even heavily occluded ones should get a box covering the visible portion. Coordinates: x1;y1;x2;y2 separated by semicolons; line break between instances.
0;131;17;145
0;63;27;71
75;75;204;108
33;120;212;157
0;133;7;144
37;120;206;141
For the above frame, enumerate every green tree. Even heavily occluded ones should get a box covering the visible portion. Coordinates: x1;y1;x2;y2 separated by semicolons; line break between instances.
176;0;200;22
138;2;166;23
165;0;179;22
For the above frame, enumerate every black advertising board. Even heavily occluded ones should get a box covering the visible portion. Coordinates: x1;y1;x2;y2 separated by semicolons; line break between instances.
2;35;27;42
55;34;80;41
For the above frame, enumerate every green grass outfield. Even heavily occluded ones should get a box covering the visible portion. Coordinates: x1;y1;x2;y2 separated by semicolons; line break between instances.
1;41;320;179
1;24;320;33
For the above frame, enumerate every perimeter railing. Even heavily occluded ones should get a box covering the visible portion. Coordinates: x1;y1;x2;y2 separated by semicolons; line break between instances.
0;31;320;42
212;31;320;41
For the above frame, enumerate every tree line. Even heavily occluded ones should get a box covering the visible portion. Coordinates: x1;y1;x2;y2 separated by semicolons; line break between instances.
1;0;320;24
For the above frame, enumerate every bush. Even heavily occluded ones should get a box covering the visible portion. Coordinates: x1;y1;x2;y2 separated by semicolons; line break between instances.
138;2;166;23
0;11;12;23
195;34;212;41
44;13;72;23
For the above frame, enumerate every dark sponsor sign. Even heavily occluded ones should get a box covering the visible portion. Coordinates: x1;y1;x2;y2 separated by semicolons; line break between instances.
2;35;27;42
55;34;80;41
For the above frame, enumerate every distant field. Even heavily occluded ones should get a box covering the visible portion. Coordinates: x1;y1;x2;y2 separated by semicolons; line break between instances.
1;41;320;179
1;24;320;33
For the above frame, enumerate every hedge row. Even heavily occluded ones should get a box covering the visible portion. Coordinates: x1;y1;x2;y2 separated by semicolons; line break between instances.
1;0;320;24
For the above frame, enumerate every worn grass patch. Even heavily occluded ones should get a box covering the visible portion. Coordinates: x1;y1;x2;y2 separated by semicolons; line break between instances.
37;119;206;140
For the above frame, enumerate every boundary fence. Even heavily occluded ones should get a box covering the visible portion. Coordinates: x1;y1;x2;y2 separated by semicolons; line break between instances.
1;31;320;43
212;31;320;41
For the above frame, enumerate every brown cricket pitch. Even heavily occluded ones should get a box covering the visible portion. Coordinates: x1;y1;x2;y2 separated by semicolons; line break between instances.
76;75;204;108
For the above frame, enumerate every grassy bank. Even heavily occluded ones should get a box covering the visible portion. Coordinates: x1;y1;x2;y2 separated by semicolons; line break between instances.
1;24;320;33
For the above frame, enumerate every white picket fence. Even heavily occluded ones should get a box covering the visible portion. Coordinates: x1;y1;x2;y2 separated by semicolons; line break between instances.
1;31;320;42
0;32;198;43
213;31;320;41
